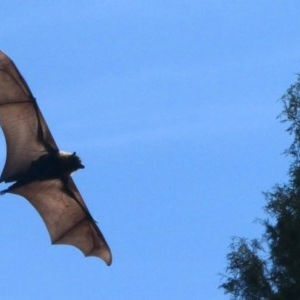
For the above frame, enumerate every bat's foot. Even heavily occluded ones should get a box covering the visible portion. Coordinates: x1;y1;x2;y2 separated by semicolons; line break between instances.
0;189;8;195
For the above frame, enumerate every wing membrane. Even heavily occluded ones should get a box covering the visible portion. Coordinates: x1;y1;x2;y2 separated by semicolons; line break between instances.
0;51;58;182
9;178;112;265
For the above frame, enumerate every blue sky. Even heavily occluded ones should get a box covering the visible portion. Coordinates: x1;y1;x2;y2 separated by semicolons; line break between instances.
0;1;300;299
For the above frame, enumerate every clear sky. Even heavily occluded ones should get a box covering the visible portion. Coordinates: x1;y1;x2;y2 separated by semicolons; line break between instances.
0;1;299;299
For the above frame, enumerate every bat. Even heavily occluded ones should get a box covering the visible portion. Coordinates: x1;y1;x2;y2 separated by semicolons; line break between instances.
0;50;112;265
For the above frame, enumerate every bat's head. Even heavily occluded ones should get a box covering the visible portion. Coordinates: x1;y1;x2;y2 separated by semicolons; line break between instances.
59;151;85;174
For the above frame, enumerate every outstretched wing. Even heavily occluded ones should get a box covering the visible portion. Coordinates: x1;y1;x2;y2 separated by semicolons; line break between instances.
8;178;112;265
0;50;57;182
0;50;112;265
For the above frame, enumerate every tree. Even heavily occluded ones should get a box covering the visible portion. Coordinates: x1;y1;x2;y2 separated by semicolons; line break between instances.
220;75;300;299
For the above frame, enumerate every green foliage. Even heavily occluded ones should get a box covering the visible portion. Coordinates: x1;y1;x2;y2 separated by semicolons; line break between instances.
220;75;300;299
221;238;272;299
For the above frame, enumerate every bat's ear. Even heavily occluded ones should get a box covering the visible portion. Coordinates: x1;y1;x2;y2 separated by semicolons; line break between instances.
59;151;84;172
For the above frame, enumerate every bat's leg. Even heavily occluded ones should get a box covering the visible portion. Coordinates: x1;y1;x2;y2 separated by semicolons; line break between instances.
0;178;30;195
0;182;18;195
0;188;8;195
